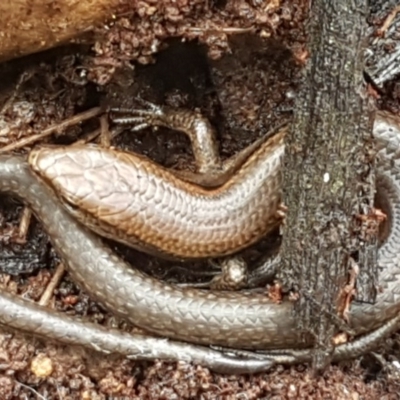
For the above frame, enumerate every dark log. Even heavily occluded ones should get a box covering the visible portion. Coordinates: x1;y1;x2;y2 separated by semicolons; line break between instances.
279;0;377;370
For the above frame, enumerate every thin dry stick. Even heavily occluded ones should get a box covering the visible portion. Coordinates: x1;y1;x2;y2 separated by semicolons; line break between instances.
377;5;400;36
15;380;47;400
39;263;66;307
75;125;126;145
100;114;111;148
0;107;102;153
15;207;33;244
74;127;102;145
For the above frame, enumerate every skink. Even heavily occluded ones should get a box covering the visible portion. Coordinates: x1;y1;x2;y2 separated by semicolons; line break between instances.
0;111;399;362
28;125;285;260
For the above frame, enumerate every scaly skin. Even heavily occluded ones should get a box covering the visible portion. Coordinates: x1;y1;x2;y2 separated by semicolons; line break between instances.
0;112;399;367
28;130;285;260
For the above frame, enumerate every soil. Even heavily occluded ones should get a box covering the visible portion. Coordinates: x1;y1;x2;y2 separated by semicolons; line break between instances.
0;1;400;398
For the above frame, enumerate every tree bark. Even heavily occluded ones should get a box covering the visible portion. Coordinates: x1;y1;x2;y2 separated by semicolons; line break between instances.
279;0;377;370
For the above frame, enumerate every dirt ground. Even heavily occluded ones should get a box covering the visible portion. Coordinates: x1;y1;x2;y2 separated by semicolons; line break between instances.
0;1;400;398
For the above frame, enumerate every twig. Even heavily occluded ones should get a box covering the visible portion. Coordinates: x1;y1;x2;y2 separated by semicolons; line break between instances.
0;107;102;153
38;263;65;307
